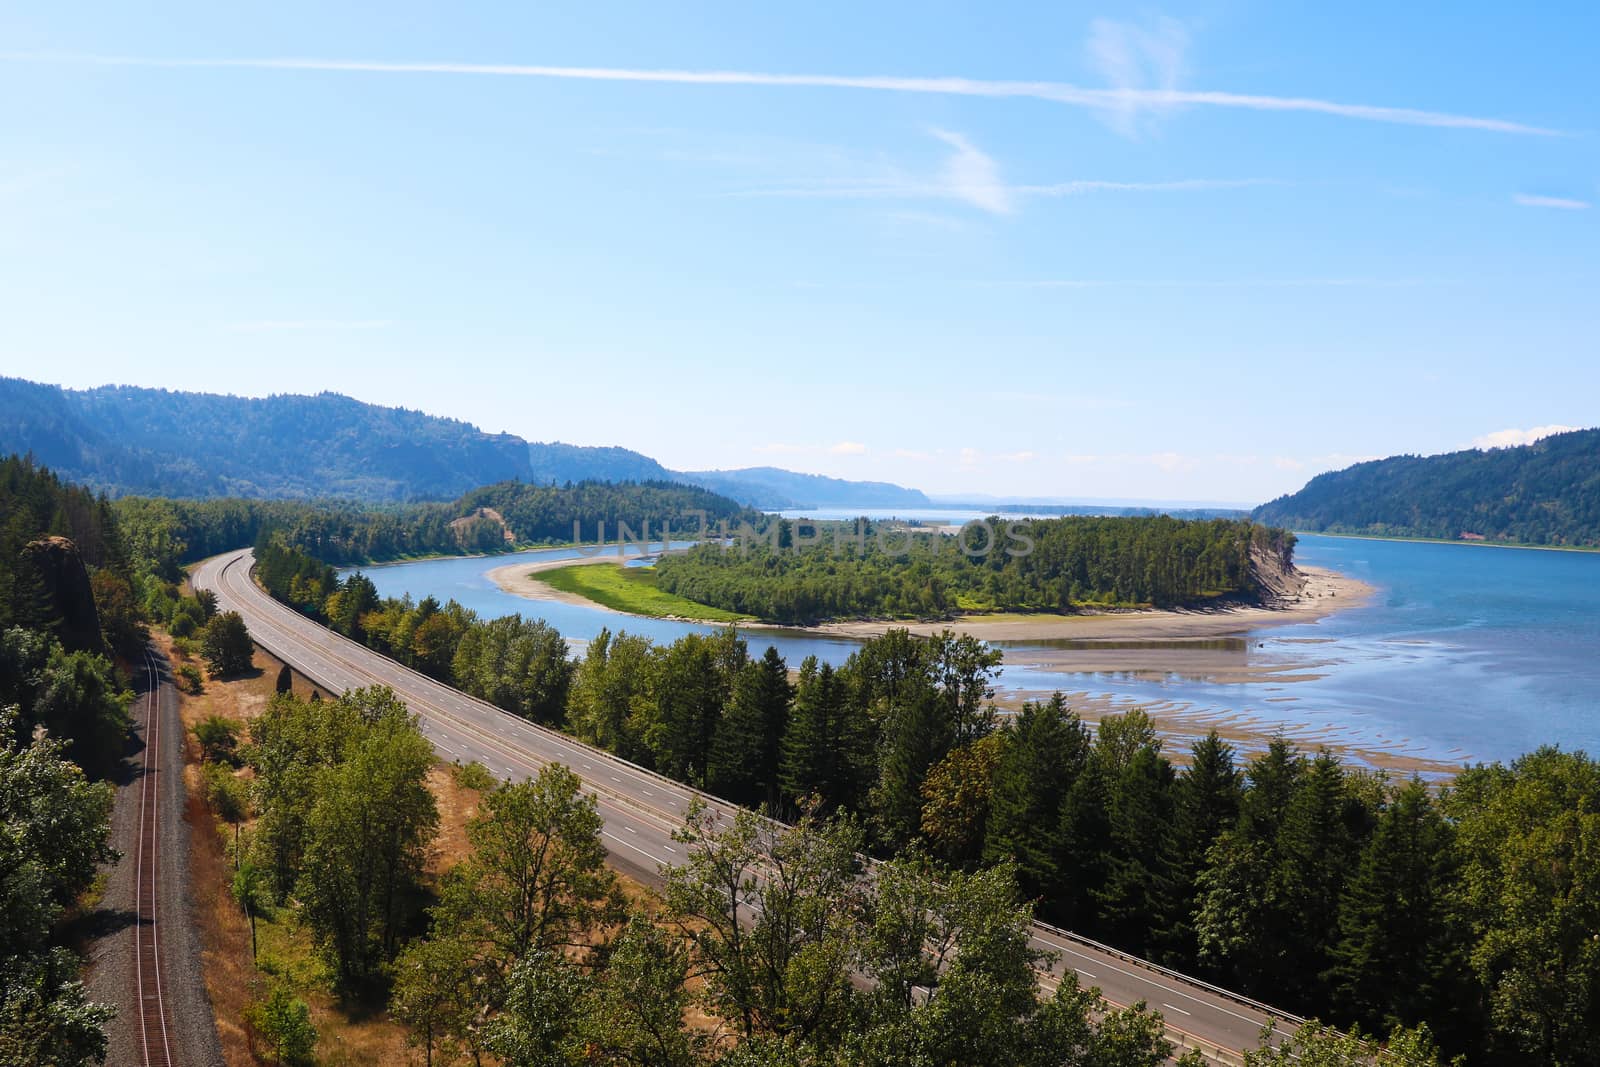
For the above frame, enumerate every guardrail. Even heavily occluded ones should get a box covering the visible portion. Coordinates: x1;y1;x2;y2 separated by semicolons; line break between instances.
1031;917;1306;1029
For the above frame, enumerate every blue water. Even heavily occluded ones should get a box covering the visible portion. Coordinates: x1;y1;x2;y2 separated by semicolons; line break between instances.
352;534;1600;764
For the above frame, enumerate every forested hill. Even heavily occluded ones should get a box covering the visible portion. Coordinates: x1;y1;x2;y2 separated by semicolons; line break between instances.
1;377;929;507
1;377;531;500
113;478;762;570
1254;428;1600;547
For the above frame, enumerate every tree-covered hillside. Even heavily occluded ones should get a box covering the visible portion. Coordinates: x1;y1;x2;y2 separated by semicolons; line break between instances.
527;441;672;484
1;378;531;500
1;377;940;508
113;479;761;570
1254;429;1600;546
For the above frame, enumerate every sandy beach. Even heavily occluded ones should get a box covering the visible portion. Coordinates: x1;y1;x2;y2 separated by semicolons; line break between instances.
486;553;654;614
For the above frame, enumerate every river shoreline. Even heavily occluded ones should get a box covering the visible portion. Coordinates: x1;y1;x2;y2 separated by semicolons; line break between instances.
488;557;1371;644
478;556;1463;775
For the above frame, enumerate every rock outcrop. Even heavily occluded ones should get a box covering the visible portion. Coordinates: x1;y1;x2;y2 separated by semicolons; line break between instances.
20;535;105;654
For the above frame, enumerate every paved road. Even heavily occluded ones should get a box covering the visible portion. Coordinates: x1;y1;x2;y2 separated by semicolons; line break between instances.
194;549;1296;1062
86;645;225;1067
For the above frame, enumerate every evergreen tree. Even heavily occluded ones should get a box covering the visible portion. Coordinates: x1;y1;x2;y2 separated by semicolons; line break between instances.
647;630;744;786
1094;745;1176;956
780;658;870;814
1328;779;1469;1043
983;694;1089;902
707;646;792;808
1165;732;1242;963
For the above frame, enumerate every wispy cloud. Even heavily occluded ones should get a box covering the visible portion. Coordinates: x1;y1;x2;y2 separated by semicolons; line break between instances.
980;277;1450;289
1087;16;1189;137
828;441;868;455
1512;193;1591;210
1472;424;1580;449
733;129;1274;212
928;128;1011;214
227;319;392;331
4;53;1558;136
1018;177;1278;197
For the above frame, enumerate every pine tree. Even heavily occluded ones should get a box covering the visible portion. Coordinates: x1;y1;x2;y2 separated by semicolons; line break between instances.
780;658;869;814
708;646;792;809
1164;732;1242;964
983;695;1089;902
1329;779;1468;1040
1094;745;1176;956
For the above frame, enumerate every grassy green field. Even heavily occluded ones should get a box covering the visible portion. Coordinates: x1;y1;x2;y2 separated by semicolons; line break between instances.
535;562;752;622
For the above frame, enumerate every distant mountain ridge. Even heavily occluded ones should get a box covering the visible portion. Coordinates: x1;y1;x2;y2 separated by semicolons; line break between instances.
0;377;928;508
681;466;931;510
1253;428;1600;547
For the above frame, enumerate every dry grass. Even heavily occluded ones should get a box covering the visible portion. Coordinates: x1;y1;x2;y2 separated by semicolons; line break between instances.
160;630;671;1064
158;633;417;1065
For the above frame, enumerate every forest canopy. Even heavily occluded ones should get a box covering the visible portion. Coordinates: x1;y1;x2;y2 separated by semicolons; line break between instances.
651;515;1297;624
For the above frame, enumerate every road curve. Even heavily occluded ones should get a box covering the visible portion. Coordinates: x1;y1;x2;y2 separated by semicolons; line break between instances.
194;548;1297;1062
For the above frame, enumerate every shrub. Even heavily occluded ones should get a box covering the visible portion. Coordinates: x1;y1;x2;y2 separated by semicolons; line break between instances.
193;714;241;764
177;664;205;694
204;763;249;823
245;982;317;1066
452;760;496;791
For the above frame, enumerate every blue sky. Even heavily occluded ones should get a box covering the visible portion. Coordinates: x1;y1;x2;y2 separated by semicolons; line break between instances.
2;2;1595;504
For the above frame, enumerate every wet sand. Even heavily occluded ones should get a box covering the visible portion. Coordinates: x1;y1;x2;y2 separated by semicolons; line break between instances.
991;687;1464;778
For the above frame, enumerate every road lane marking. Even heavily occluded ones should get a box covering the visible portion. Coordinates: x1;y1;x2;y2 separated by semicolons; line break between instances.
602;829;667;865
1163;1003;1193;1017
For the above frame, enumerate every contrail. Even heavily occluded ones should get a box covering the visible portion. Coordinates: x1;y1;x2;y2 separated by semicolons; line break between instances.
1;53;1560;136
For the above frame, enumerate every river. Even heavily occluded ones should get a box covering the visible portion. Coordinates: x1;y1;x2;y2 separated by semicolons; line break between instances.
350;533;1600;765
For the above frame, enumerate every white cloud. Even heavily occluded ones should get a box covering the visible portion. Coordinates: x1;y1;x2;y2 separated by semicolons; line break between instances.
227;319;391;331
1086;16;1189;137
1512;193;1591;210
828;441;868;455
736;128;1015;215
1020;177;1276;197
928;128;1011;214
16;54;1558;136
1472;424;1580;449
988;276;1448;289
740;171;1276;208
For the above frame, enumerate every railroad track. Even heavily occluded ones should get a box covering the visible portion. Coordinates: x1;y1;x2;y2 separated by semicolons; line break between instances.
134;649;175;1067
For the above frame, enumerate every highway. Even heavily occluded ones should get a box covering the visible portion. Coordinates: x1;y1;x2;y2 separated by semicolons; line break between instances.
194;548;1297;1063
